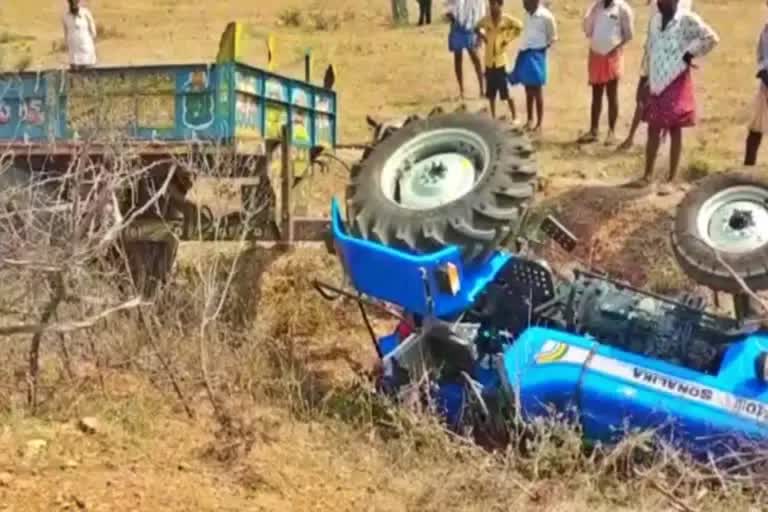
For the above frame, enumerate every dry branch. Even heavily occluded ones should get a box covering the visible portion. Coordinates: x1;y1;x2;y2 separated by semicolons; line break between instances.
0;296;147;336
714;251;768;317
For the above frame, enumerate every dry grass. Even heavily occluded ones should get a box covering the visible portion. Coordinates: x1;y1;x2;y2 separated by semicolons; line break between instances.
1;0;766;510
0;251;765;511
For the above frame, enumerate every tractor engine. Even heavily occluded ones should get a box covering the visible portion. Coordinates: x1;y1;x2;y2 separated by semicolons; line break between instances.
463;257;746;376
543;271;745;375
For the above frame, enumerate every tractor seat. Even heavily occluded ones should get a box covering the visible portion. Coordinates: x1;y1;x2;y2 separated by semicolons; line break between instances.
469;258;557;333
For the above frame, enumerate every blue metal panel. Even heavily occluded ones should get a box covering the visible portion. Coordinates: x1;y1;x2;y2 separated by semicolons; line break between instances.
502;327;768;456
330;198;510;318
0;61;338;149
0;72;51;141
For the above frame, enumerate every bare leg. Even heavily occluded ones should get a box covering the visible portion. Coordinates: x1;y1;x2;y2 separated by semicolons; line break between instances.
591;84;605;135
533;86;543;131
579;84;604;142
619;103;642;150
606;79;619;142
506;98;516;122
468;47;485;97
524;86;534;129
644;124;662;182
489;97;496;119
453;51;464;99
745;130;763;166
667;126;682;182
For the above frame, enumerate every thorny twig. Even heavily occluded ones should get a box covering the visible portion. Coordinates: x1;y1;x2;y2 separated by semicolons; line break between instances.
713;251;768;317
27;272;66;412
648;478;701;512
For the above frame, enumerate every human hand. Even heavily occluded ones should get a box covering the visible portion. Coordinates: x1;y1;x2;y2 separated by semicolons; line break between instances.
758;69;768;88
683;52;697;68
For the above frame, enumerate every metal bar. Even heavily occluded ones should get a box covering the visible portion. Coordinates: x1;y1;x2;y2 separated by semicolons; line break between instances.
312;279;415;329
733;293;755;322
280;124;293;243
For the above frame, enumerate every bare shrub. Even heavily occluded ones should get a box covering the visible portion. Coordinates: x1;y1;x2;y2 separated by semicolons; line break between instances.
277;8;303;27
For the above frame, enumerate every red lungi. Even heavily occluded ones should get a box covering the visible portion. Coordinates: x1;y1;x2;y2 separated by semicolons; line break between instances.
643;69;697;130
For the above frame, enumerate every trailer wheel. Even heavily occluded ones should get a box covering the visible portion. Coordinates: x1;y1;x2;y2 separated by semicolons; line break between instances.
672;170;768;293
347;112;537;261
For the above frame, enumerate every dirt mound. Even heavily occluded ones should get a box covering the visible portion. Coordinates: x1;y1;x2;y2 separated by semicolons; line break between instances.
535;179;696;294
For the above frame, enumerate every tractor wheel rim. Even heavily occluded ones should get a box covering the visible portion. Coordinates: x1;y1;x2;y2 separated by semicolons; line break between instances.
696;185;768;253
379;128;490;210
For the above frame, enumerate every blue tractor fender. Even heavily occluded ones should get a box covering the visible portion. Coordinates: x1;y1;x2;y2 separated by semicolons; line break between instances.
329;198;511;319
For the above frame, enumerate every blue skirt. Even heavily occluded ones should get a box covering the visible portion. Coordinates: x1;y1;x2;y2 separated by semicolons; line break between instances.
448;24;477;52
508;48;548;87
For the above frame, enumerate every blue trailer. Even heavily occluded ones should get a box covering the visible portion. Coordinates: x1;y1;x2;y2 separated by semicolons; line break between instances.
0;23;338;243
0;23;339;294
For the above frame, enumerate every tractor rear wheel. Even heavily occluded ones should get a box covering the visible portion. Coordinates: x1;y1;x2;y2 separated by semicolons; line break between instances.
346;112;538;262
672;169;768;293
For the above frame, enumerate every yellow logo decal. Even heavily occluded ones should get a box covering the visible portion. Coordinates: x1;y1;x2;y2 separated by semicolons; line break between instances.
536;341;569;364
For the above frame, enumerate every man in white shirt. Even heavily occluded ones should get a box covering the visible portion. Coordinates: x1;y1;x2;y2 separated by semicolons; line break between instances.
632;0;718;191
62;0;97;70
507;0;557;133
618;0;693;150
580;0;634;144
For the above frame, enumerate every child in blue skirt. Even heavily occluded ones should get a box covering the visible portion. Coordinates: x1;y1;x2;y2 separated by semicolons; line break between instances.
507;0;557;133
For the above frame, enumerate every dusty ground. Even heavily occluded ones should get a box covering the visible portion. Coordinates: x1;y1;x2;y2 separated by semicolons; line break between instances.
1;0;766;510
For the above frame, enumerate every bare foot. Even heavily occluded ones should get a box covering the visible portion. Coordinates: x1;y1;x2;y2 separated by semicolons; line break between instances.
604;131;617;146
577;131;598;144
622;176;653;189
617;138;634;151
657;183;675;196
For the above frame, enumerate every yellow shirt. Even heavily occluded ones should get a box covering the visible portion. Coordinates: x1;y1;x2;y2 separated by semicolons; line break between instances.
477;14;523;69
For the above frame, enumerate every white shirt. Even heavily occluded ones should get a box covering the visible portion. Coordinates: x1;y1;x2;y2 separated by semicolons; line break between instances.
444;0;486;30
641;10;718;94
757;23;768;72
583;0;634;56
651;0;693;15
518;5;558;51
62;7;97;66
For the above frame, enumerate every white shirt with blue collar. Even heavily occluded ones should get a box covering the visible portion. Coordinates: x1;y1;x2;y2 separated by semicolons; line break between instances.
518;5;558;52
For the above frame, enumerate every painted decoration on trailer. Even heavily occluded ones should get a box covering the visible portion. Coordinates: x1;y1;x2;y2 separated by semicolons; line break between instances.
181;70;215;131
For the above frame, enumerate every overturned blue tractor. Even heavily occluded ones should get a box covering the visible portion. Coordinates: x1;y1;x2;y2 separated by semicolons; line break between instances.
317;111;768;460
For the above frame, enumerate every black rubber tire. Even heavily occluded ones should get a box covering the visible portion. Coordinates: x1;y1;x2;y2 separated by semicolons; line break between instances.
346;111;537;261
671;170;768;293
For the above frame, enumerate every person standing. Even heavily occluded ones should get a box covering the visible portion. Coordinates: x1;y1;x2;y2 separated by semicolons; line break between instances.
744;8;768;166
579;0;635;145
445;0;487;99
62;0;97;70
475;0;523;120
617;0;694;151
418;0;433;25
507;0;558;134
633;0;718;192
